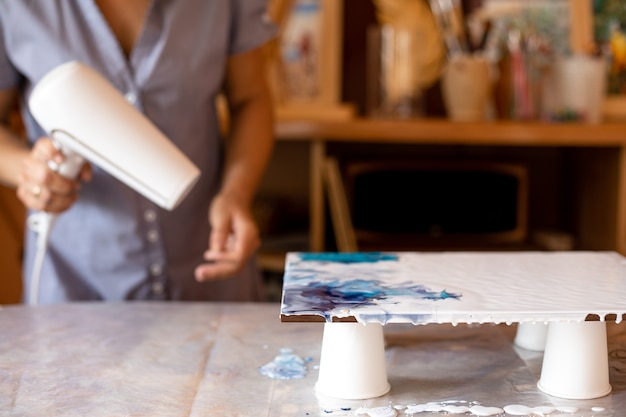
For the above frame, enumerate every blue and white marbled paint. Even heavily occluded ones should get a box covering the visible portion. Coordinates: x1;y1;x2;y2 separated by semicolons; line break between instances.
281;252;463;324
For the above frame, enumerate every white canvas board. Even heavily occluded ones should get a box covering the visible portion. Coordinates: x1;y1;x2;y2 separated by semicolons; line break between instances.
280;251;626;324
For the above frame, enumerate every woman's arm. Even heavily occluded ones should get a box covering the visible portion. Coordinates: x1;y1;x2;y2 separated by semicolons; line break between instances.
221;45;276;210
195;45;275;281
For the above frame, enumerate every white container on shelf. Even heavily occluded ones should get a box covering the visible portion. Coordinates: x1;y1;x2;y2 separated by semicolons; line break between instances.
442;54;492;121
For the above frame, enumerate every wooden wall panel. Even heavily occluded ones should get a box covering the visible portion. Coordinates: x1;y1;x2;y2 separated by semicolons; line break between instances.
0;185;24;304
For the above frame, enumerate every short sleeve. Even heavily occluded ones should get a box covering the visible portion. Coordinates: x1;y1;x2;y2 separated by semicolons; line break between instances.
229;0;277;55
0;18;20;89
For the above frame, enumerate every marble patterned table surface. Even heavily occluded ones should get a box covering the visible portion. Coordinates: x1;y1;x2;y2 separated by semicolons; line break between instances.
280;251;626;324
1;302;626;416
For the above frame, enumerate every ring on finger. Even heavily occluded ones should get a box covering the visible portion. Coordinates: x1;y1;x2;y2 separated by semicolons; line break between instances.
32;185;42;198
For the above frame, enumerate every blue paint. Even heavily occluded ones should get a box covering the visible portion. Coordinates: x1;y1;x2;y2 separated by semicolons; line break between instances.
281;252;463;323
298;252;398;264
318;407;352;415
282;278;461;318
437;290;459;300
258;348;308;380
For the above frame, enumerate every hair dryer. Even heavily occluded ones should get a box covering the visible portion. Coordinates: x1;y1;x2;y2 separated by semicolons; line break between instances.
26;61;201;304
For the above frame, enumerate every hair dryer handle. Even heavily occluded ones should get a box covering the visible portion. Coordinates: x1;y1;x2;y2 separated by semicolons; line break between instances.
50;131;86;179
27;131;86;305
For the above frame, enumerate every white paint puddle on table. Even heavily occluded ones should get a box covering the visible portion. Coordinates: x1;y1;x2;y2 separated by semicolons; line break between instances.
325;400;608;416
256;350;608;415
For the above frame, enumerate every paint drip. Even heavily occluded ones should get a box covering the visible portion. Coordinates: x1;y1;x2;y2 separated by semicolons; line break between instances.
405;402;503;416
355;405;397;417
401;401;582;416
321;401;595;416
258;347;308;379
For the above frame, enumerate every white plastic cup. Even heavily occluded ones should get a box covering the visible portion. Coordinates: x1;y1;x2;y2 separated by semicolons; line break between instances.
514;322;548;352
316;322;390;400
537;321;611;399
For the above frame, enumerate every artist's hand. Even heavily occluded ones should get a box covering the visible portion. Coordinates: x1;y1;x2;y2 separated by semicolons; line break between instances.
16;136;92;213
195;192;260;281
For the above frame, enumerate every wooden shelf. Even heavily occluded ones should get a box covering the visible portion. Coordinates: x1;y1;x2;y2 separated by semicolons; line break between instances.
268;117;626;256
276;118;626;147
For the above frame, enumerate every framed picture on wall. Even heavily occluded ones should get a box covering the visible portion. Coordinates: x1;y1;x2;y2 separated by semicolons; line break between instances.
278;1;323;102
267;0;355;121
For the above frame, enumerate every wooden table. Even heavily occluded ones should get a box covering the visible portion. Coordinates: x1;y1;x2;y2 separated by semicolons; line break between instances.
2;302;626;416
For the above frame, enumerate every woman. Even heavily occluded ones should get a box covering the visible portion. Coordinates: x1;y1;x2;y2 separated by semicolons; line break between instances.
0;0;277;303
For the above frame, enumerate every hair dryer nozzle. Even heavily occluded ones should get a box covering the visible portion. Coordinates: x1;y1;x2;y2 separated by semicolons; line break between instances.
28;61;201;210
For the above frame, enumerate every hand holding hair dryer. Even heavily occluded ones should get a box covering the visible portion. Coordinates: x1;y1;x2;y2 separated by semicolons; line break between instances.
26;61;201;304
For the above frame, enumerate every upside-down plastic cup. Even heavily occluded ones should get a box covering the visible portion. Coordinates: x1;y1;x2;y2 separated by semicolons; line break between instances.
316;322;390;400
514;322;548;352
537;321;611;399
